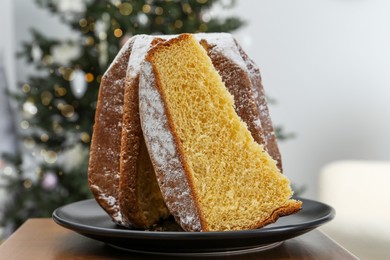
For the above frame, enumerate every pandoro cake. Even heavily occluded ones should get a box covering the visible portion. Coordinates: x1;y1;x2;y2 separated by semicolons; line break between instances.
88;33;300;231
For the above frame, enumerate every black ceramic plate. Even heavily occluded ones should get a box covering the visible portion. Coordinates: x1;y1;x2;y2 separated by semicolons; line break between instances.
52;198;334;255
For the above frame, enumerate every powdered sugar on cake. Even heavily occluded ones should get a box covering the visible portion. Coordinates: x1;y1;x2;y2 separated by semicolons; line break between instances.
127;35;174;78
105;38;133;73
139;61;202;231
127;35;155;78
196;33;247;70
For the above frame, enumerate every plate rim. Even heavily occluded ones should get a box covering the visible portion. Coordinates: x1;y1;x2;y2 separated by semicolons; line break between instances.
107;241;285;256
52;197;335;239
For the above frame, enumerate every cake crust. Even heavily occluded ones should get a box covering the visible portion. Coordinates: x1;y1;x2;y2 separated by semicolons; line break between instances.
199;34;282;172
119;35;171;228
235;42;283;171
88;37;135;225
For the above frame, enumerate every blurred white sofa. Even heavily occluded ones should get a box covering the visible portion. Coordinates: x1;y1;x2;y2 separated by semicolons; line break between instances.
318;160;390;260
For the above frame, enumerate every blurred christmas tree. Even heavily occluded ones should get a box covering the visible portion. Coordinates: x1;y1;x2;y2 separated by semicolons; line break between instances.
0;0;244;234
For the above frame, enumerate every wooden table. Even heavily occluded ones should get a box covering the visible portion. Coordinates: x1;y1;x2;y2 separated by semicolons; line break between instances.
0;218;357;259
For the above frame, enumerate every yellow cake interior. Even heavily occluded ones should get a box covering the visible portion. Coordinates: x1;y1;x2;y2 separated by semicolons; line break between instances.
136;135;170;226
148;34;299;231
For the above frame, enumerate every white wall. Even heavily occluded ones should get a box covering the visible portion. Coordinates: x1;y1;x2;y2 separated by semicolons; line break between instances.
0;0;15;236
14;0;75;81
12;0;390;199
0;0;15;91
233;0;390;198
0;1;16;156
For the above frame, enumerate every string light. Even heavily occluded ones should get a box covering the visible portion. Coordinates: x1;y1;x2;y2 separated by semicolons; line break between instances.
42;55;53;65
41;91;53;106
52;121;64;134
70;69;87;98
85;73;94;83
46;151;58;164
60;104;75;118
182;3;192;14
138;13;148;25
41;149;58;164
23;100;38;115
23;137;35;149
142;4;151;13
79;18;88;27
63;68;75;81
85;36;95;46
155;7;164;15
23;179;33;189
174;20;183;29
56;102;64;111
99;32;107;40
111;0;121;7
201;13;211;23
118;3;133;15
20;120;30;129
54;84;67;97
81;132;90;143
40;133;49;142
22;84;31;93
114;28;123;37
